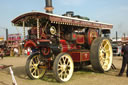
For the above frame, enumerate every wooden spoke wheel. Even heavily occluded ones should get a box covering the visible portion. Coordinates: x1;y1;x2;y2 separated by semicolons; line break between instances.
90;37;113;72
53;53;74;82
25;53;47;79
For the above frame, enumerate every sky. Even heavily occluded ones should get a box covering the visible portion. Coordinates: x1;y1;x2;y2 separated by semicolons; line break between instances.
0;0;128;38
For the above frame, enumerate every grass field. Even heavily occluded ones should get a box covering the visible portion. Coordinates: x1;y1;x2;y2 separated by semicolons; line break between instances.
0;56;128;85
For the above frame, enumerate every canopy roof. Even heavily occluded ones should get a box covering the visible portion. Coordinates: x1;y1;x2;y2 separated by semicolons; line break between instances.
12;11;113;29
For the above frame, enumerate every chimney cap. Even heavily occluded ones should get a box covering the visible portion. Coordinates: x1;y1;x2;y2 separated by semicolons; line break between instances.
45;0;53;13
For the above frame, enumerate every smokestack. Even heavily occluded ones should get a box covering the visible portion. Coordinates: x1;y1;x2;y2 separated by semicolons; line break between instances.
6;29;8;41
116;31;118;41
45;0;54;13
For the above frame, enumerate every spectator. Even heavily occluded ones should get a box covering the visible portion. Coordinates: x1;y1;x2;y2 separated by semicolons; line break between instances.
118;41;128;77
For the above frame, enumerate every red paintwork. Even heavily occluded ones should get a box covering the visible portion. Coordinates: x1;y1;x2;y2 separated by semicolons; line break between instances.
81;52;90;61
60;40;78;52
71;33;77;40
41;47;50;55
70;52;80;62
70;44;76;50
76;35;85;44
88;29;98;45
24;40;37;48
60;40;68;52
73;34;76;39
69;51;90;62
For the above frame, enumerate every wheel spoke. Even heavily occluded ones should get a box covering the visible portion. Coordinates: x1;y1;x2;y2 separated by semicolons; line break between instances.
103;43;108;48
33;58;37;64
64;72;68;78
100;45;104;50
63;56;66;64
105;49;110;52
59;60;63;65
58;71;63;78
59;73;62;78
30;65;34;71
67;62;70;65
36;69;39;76
32;60;35;65
32;68;36;75
58;66;62;71
35;56;39;64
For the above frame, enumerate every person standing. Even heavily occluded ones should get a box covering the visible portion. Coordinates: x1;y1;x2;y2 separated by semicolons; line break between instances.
118;42;128;77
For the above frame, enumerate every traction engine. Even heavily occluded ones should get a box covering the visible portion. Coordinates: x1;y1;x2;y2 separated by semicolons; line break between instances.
11;0;113;82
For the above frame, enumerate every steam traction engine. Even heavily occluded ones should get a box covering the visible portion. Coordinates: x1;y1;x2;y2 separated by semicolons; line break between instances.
12;11;113;82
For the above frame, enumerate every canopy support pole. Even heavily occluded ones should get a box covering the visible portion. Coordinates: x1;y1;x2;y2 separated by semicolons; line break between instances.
58;24;60;41
37;18;40;39
23;21;25;40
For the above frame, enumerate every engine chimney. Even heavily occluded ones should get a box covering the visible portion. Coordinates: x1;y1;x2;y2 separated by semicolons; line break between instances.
6;29;8;41
45;0;54;13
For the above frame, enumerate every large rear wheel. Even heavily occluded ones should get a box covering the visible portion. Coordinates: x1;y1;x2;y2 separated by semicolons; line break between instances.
90;37;113;72
25;53;47;79
53;53;74;82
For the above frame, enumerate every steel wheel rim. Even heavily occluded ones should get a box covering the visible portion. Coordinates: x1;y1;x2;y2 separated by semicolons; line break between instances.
57;54;74;82
99;39;113;71
29;55;46;78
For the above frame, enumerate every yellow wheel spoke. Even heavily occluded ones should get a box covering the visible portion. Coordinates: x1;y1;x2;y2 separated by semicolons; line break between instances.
59;60;63;65
36;69;40;76
30;65;34;71
32;69;36;75
103;43;108;48
67;62;70;66
58;66;62;71
99;39;112;71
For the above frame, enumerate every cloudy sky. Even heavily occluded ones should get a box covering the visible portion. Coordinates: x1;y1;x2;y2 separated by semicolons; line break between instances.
0;0;128;38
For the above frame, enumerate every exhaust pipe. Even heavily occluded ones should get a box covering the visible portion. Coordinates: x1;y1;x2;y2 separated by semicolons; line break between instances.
6;29;8;41
45;0;54;13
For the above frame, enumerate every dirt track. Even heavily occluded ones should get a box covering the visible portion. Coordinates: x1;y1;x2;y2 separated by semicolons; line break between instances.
0;56;128;85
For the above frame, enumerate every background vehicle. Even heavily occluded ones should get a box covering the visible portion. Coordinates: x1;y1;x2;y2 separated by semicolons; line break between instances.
0;41;10;58
12;0;113;82
0;34;22;58
112;42;122;56
8;33;22;56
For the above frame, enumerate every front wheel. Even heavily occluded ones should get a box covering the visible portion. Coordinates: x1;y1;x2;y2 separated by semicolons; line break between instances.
90;37;113;72
53;53;74;82
25;53;47;79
